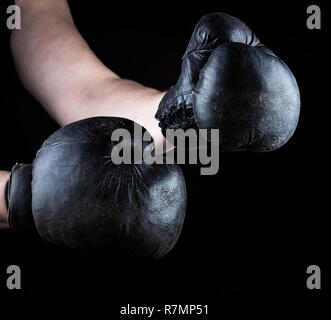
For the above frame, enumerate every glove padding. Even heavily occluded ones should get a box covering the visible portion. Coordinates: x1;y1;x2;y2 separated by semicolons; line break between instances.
156;12;300;151
8;117;187;259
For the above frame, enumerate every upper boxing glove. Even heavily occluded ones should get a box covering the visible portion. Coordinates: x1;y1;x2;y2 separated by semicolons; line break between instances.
6;117;187;259
156;12;300;152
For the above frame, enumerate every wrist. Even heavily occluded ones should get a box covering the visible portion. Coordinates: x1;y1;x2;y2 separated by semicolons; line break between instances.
0;171;10;229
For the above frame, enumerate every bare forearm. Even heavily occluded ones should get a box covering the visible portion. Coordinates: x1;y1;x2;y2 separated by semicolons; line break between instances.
11;0;115;122
11;0;167;150
0;171;10;230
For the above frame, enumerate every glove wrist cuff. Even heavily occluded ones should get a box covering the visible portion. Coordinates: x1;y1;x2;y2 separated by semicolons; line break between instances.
155;89;197;136
8;163;36;233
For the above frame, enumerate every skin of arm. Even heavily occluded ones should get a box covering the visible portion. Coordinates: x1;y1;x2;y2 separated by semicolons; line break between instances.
0;171;10;229
11;0;167;151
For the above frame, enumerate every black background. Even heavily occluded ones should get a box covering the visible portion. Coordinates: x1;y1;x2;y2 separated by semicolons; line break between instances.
0;0;329;316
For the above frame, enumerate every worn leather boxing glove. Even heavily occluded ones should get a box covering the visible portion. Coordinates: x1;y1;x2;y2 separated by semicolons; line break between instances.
156;12;300;151
6;117;187;259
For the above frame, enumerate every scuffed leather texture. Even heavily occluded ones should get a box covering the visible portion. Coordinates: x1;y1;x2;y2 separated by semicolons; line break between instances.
32;117;187;259
194;43;300;151
156;12;300;151
7;163;36;233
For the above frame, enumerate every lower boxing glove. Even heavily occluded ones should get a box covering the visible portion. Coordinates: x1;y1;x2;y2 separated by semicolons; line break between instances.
6;117;187;259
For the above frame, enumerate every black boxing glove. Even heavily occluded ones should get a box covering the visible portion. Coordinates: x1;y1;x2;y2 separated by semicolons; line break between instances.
22;117;185;259
6;163;36;233
156;12;300;151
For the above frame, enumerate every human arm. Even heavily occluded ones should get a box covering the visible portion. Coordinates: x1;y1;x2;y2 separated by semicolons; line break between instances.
11;0;166;149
